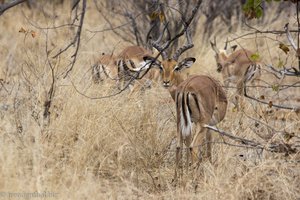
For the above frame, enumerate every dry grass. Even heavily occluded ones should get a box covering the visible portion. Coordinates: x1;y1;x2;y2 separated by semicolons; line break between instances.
0;2;299;200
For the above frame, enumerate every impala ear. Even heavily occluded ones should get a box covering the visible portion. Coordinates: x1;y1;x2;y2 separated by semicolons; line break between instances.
143;55;154;62
210;41;219;54
175;57;196;71
143;56;161;69
231;45;238;52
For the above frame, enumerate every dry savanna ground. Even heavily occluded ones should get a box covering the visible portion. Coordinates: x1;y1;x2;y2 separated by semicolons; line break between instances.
0;2;299;200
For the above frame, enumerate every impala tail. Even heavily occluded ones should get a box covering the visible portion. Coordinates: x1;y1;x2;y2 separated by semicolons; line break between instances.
176;92;193;139
244;63;261;83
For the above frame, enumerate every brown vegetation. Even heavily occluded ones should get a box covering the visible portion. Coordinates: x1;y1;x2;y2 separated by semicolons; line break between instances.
0;1;299;200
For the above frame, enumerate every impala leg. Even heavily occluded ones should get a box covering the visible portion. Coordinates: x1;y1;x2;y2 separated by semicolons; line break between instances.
128;81;141;97
117;60;124;90
185;135;192;173
235;79;245;111
174;146;180;181
191;127;212;162
224;80;230;88
174;134;183;182
191;126;206;164
205;129;212;162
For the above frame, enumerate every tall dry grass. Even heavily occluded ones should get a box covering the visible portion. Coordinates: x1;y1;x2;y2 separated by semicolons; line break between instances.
0;2;299;200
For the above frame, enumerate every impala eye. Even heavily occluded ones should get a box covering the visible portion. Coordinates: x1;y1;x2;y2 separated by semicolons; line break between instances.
217;63;222;72
174;66;180;71
158;65;163;71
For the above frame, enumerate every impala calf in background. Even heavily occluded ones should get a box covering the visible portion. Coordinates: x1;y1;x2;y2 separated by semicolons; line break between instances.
210;39;262;109
145;27;228;179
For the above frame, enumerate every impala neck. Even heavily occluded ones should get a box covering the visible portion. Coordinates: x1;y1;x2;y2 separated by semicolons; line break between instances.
168;73;186;101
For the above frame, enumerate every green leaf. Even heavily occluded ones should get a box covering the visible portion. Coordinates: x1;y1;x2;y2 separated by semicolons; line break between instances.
250;52;260;61
255;7;263;18
276;59;284;68
254;0;262;8
272;84;279;92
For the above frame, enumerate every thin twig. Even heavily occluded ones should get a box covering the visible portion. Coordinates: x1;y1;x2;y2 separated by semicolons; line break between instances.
0;0;26;16
284;23;297;51
266;64;300;77
204;125;297;154
43;30;58;126
52;0;86;79
244;91;299;111
297;1;300;71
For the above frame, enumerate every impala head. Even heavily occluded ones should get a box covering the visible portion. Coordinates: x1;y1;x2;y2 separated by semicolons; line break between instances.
144;23;195;88
143;56;196;88
210;38;239;73
210;37;229;73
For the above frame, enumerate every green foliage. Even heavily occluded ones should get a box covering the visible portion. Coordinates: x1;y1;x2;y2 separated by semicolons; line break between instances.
276;59;284;68
250;52;261;61
243;0;281;19
272;84;279;92
243;0;263;19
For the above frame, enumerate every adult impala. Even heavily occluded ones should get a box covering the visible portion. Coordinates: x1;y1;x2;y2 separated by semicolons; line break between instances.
92;53;118;85
116;45;161;94
144;27;228;178
210;38;262;109
92;46;160;93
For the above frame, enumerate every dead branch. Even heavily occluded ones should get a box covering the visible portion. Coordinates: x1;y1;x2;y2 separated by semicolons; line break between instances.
284;23;298;51
43;30;59;126
125;11;144;46
52;0;86;78
266;64;300;77
228;26;299;44
0;0;26;16
204;125;298;155
93;0;135;44
71;0;80;10
149;0;202;58
244;87;299;111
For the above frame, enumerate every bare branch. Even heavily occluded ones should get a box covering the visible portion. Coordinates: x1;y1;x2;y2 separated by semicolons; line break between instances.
149;22;169;59
125;11;143;46
63;0;86;78
71;0;80;10
43;30;59;126
243;81;299;111
51;0;86;78
0;0;26;16
228;22;299;44
172;26;194;61
284;23;298;51
204;125;298;154
151;0;202;60
266;64;300;77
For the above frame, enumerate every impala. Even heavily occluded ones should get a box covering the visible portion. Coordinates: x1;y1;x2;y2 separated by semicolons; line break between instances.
116;45;161;94
92;53;118;85
144;27;228;179
210;39;262;109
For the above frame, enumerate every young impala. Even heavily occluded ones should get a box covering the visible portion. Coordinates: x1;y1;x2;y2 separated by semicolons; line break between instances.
210;39;262;109
143;27;228;179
